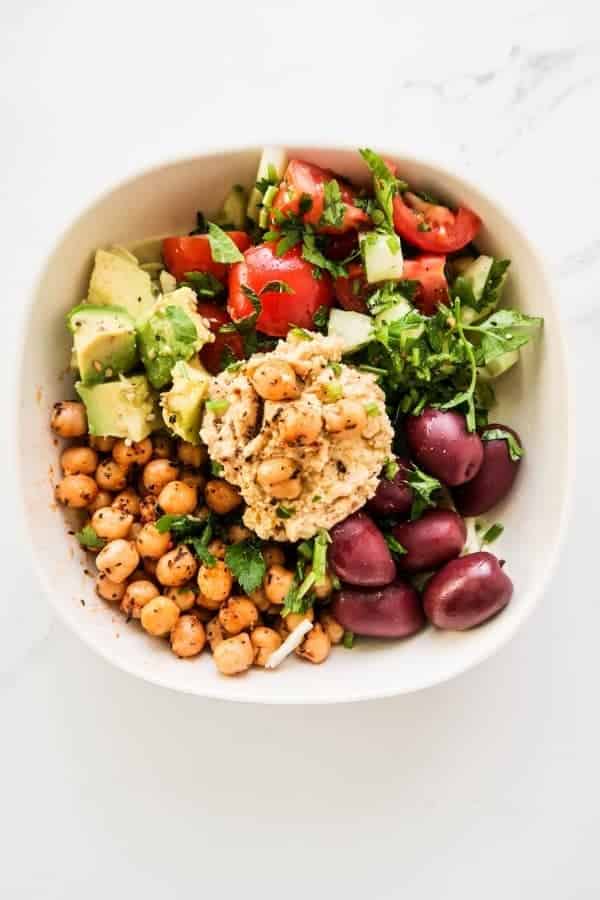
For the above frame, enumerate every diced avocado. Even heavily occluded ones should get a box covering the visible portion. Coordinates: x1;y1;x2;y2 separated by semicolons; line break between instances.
160;360;210;444
360;231;404;284
76;374;160;441
137;287;212;389
478;349;519;380
247;147;288;222
328;308;373;353
67;304;137;384
88;249;156;322
216;184;248;230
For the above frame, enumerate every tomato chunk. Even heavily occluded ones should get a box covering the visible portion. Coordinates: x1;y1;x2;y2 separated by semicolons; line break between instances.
162;232;251;282
271;160;369;234
196;302;245;374
393;192;480;253
333;263;371;314
228;243;333;338
403;255;449;315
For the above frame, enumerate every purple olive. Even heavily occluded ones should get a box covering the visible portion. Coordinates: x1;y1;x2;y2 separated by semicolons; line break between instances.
393;509;466;574
405;408;484;486
332;580;425;638
367;457;413;519
423;551;513;630
453;424;522;516
328;512;396;587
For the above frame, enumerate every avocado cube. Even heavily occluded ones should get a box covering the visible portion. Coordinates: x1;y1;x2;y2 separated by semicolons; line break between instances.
161;360;210;444
76;374;160;442
88;249;156;322
67;304;137;384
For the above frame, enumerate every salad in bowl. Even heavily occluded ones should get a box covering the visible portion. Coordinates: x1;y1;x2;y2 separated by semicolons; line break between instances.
49;146;543;678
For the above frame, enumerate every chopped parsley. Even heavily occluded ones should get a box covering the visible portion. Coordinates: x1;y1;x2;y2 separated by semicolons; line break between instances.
313;305;330;333
210;460;224;476
261;280;295;295
181;270;224;297
225;538;266;594
155;514;216;566
207;222;245;264
407;465;442;520
320;179;346;228
276;505;295;519
481;427;524;461
383;457;399;480
385;534;407;557
75;525;106;550
481;522;504;544
289;327;313;341
342;631;355;649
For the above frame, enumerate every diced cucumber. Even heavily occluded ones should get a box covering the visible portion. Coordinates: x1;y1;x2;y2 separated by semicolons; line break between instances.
478;350;519;379
247;147;288;222
360;231;404;284
374;300;424;341
459;256;505;324
328;308;373;353
216;184;248;230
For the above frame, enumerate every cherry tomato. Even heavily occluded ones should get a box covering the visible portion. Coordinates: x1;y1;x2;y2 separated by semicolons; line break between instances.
326;231;360;261
333;263;371;314
162;232;251;282
228;243;333;338
402;255;449;315
271;160;369;234
393;192;480;253
196;302;245;375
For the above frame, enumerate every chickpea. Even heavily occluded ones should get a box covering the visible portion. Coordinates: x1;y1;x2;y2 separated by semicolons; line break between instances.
280;405;322;445
158;480;197;516
249;586;270;613
50;401;87;438
96;459;129;492
139;495;160;523
197;559;233;609
206;617;225;651
112;437;153;468
256;458;302;500
284;607;314;632
166;585;197;612
140;596;180;637
112;488;141;518
142;459;180;495
264;565;295;605
323;399;367;435
91;507;134;540
143;557;158;578
136;522;172;559
89;435;115;452
250;360;299;401
170;614;206;658
219;596;259;636
88;489;114;514
56;474;98;509
320;612;344;645
204;479;242;515
152;434;174;459
120;579;159;618
156;546;197;587
181;469;206;492
207;538;226;561
213;633;253;676
296;623;331;664
96;572;126;603
60;446;98;476
263;544;285;568
177;441;207;467
228;523;252;543
96;539;139;584
251;626;282;667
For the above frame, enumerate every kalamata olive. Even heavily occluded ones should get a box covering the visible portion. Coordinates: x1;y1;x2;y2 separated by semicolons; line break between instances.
453;424;522;516
405;408;484;486
392;509;466;573
423;551;513;630
332;580;425;638
367;457;413;519
328;512;396;587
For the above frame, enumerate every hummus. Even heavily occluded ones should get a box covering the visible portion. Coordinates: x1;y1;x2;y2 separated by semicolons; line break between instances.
200;332;393;541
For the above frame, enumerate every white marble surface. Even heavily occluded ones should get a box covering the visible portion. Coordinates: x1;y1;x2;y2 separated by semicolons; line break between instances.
1;1;598;897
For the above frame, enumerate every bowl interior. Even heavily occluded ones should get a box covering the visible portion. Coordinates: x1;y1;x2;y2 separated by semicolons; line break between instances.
19;146;570;703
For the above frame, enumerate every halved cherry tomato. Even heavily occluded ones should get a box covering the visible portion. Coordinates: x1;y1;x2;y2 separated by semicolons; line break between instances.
271;160;369;234
393;192;480;253
196;302;245;375
403;255;449;315
326;231;360;261
162;232;251;282
333;263;371;314
228;243;333;338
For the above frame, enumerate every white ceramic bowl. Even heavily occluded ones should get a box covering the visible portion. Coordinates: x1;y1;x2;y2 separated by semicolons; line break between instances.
18;145;572;703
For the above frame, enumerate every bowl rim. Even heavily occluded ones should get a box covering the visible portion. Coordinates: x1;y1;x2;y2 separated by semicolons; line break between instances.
15;141;574;704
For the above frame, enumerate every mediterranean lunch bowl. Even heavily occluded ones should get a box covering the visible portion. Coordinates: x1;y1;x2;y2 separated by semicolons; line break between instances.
19;145;570;703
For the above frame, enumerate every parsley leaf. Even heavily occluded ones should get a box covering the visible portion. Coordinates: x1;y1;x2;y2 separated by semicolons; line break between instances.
320;179;346;228
75;525;106;550
482;427;524;461
465;309;543;365
260;280;294;295
181;270;224;298
224;538;266;594
481;522;504;544
207;222;244;264
155;514;216;566
313;305;330;333
276;505;295;519
385;534;407;556
359;148;406;227
383;457;399;480
302;232;347;278
342;631;355;649
407;465;442;520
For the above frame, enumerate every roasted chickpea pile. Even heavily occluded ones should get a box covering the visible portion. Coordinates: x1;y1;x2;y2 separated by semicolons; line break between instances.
51;403;344;675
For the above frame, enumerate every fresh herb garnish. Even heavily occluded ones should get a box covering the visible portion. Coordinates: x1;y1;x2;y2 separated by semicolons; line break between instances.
276;505;295;519
385;534;407;556
407;465;442;520
155;514;216;566
224;538;266;594
75;525;106;550
181;270;224;297
302;230;348;279
210;460;224;476
289;327;314;341
464;309;543;365
383;457;399;480
206;398;229;414
313;305;330;333
359;148;406;226
342;631;355;649
261;280;295;295
481;427;524;461
207;222;245;264
481;522;504;544
320;179;346;229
